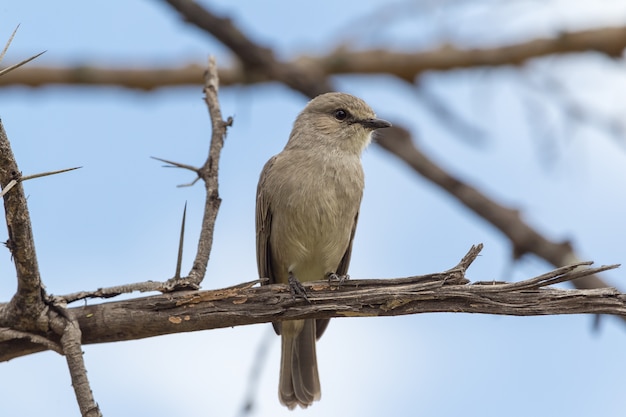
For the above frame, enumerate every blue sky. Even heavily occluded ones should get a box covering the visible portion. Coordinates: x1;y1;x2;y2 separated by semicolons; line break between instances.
2;1;626;416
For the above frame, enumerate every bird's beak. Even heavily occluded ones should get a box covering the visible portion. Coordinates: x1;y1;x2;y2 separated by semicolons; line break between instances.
359;118;392;130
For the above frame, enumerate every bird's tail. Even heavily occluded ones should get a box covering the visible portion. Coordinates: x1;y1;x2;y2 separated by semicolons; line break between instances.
279;319;321;409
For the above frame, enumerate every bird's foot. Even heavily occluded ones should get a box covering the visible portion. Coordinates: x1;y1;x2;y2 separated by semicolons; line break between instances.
328;272;349;285
288;272;310;303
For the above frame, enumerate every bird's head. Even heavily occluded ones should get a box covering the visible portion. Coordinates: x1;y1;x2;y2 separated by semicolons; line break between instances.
287;92;391;155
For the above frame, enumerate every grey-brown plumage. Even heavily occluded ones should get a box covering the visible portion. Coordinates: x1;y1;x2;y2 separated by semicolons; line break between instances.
256;92;391;409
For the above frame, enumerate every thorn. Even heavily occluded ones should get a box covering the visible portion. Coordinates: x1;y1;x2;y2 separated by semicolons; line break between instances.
0;24;20;64
151;156;202;187
1;166;81;197
0;179;17;197
0;50;46;77
21;166;81;182
174;202;187;279
150;156;198;172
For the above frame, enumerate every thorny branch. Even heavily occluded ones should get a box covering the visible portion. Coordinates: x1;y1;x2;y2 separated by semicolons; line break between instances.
58;57;233;301
184;56;233;286
0;35;232;416
0;103;100;415
154;56;233;290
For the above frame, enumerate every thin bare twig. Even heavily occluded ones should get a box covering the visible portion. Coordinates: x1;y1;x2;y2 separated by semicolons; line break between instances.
471;262;621;291
448;243;483;272
0;327;63;354
166;56;232;289
57;280;165;304
149;57;232;291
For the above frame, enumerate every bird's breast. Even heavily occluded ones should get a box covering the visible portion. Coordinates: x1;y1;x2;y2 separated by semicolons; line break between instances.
268;151;364;282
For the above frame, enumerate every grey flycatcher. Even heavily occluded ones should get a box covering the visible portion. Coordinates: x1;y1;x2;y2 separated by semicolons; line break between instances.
256;92;391;409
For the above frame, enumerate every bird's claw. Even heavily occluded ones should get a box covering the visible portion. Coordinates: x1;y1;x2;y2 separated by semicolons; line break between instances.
328;272;349;285
288;272;310;303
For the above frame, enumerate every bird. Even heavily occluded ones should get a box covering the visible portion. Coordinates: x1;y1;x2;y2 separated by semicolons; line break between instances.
256;92;391;409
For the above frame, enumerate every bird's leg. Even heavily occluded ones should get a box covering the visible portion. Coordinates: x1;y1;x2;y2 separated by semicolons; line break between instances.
327;272;350;285
288;271;310;303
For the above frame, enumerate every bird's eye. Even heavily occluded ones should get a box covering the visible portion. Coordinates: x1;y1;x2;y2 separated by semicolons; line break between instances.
333;109;349;121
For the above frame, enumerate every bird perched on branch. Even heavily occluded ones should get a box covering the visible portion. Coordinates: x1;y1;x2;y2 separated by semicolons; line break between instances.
256;92;391;409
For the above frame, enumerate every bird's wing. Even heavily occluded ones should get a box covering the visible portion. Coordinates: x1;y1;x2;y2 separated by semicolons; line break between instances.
256;155;277;286
256;156;284;336
336;211;359;277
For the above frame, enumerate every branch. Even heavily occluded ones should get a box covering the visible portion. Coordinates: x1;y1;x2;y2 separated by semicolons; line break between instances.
183;56;231;286
304;26;626;81
0;120;46;328
59;280;170;304
153;56;233;290
163;0;333;96
0;246;622;362
2;25;626;90
52;311;102;417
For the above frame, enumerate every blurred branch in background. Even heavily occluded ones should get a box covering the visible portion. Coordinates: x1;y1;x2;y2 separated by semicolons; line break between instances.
2;26;626;89
522;71;626;148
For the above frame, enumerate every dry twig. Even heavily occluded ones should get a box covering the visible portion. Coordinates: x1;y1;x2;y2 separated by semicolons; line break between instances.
155;56;233;290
